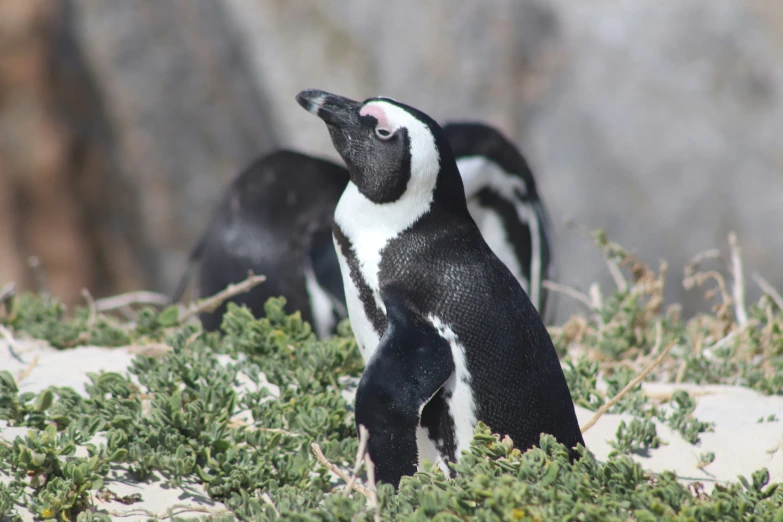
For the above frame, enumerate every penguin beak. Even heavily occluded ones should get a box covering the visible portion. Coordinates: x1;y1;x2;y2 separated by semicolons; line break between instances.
295;89;362;128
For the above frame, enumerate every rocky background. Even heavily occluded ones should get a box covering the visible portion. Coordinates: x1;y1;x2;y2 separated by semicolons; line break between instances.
1;0;780;322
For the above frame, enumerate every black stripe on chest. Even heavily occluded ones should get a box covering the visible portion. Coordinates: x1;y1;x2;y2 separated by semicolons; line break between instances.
474;188;534;283
332;223;387;335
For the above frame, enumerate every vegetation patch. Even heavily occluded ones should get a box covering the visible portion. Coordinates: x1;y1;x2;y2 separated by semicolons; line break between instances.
0;232;782;521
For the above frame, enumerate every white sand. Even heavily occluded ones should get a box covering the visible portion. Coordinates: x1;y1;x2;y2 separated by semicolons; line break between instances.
1;340;782;520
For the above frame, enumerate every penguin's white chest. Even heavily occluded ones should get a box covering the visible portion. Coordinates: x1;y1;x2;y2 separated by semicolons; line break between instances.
332;181;433;361
331;234;383;359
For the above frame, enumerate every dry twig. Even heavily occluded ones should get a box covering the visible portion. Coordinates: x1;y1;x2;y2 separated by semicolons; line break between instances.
81;289;97;329
311;442;371;499
94;291;172;312
589;283;603;310
16;354;40;382
179;272;266;323
581;322;675;434
542;280;594;310
728;232;748;326
364;449;381;522
605;258;628;293
344;425;371;496
753;273;783;312
106;504;231;519
0;324;27;364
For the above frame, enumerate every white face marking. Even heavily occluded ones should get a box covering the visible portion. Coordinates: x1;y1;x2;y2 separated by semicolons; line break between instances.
334;100;441;363
303;266;337;339
427;315;478;463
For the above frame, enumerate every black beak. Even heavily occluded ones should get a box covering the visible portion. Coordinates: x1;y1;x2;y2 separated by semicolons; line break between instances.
295;89;362;128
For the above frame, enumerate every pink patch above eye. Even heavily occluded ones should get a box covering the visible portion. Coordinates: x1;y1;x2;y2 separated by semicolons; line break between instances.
359;104;391;132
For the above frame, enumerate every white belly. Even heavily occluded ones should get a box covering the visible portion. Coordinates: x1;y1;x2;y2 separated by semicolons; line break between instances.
333;236;381;361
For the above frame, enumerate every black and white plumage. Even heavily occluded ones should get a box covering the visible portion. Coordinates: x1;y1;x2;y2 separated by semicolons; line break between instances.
295;89;583;489
171;125;556;337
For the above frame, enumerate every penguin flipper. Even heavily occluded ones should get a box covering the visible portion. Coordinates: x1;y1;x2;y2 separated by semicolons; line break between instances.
354;287;455;489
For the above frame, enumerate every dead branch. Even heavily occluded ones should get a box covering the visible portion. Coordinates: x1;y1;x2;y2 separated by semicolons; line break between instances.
581;321;675;434
364;448;381;522
753;273;783;312
81;289;97;329
106;505;232;519
605;258;628;293
589;283;603;310
0;324;27;364
16;354;40;382
684;249;722;274
94;291;172;312
542;280;594;310
344;425;370;496
311;441;371;499
179;272;266;323
728;232;747;326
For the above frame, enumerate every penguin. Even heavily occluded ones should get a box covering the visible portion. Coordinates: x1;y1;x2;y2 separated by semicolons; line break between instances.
171;125;556;336
295;89;584;489
169;150;350;336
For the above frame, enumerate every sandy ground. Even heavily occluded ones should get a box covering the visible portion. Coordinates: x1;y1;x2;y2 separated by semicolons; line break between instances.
1;341;782;520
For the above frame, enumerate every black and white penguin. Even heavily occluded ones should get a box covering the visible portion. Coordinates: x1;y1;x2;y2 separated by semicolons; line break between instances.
169;150;349;336
295;89;583;489
171;125;556;336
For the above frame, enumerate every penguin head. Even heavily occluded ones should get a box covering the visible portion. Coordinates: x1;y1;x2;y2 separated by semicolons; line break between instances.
443;122;539;200
296;89;465;208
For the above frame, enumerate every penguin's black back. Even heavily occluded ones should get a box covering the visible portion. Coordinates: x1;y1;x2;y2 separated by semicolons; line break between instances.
196;150;349;331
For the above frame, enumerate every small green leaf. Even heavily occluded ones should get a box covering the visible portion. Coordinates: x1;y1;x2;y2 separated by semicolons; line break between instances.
0;370;18;393
109;448;128;463
35;389;55;412
158;305;180;327
30;451;47;467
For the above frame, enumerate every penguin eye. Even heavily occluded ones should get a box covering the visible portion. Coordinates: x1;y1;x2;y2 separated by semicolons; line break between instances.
375;127;393;140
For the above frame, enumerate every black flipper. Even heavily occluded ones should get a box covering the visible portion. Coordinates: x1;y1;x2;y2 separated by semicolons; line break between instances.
354;286;454;489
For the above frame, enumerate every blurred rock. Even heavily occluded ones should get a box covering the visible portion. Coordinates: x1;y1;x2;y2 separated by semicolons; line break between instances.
0;0;97;304
66;0;280;295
